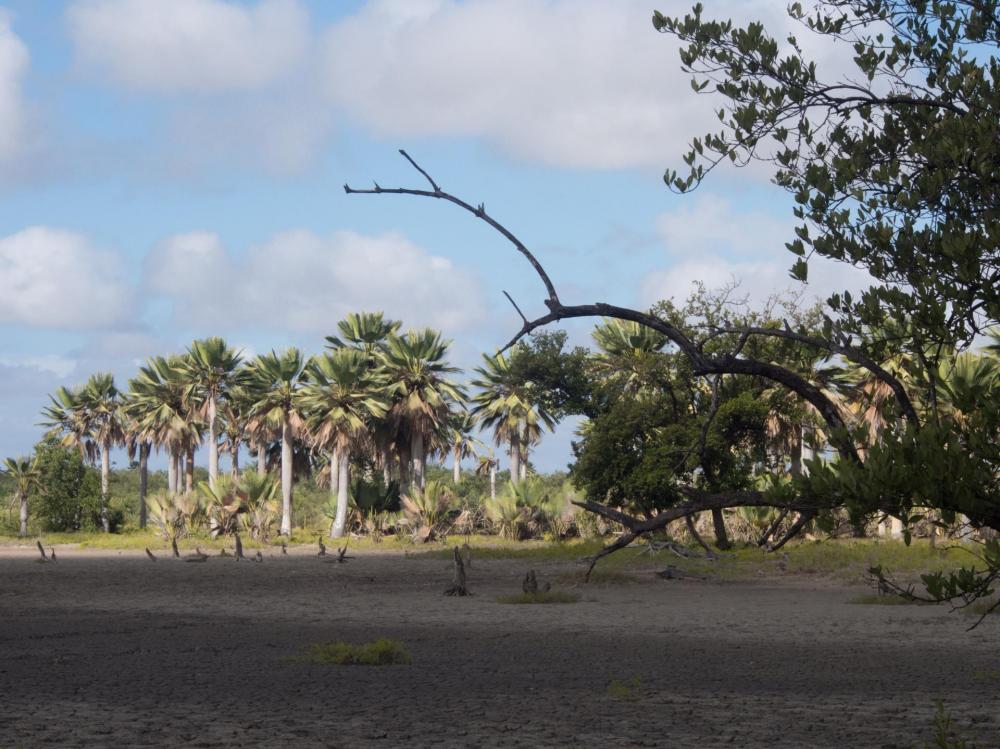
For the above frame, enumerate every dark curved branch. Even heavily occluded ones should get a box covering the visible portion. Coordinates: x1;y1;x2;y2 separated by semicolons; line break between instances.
346;152;861;465
718;325;920;428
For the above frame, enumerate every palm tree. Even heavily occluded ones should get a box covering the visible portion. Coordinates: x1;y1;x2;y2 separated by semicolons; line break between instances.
246;349;306;536
182;338;243;490
446;411;480;484
2;457;41;536
127;356;194;496
470;351;555;486
326;311;401;358
591;318;668;396
298;348;389;538
43;373;124;532
379;329;464;491
475;449;498;501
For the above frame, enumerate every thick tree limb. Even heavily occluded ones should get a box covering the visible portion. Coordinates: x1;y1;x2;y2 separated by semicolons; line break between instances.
345;151;862;464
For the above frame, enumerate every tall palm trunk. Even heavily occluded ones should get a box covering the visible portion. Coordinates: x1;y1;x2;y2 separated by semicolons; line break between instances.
452;445;461;484
280;415;293;536
382;455;391;486
100;440;111;533
207;395;219;489
328;449;340;538
167;446;177;495
230;444;239;478
18;490;28;537
138;441;149;529
509;436;521;486
519;446;528;482
185;445;194;493
410;432;425;491
332;450;350;538
257;443;266;476
489;462;496;500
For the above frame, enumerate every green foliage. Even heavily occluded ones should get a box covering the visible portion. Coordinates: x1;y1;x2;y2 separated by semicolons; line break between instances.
607;676;643;702
925;702;972;749
32;440;103;532
294;638;411;666
146;491;203;541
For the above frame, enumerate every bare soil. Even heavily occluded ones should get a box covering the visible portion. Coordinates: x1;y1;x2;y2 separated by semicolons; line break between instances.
0;545;997;748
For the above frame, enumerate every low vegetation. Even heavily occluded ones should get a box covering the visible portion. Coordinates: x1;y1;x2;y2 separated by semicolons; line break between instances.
289;638;411;666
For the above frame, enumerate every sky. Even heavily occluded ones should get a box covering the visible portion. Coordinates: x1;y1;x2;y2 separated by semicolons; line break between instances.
0;0;875;473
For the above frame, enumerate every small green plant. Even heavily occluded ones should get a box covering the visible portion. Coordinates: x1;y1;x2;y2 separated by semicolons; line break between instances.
607;676;643;702
290;638;411;666
496;591;579;604
970;668;1000;684
924;702;971;749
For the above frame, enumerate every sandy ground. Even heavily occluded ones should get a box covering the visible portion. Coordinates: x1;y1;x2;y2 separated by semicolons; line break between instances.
0;544;997;749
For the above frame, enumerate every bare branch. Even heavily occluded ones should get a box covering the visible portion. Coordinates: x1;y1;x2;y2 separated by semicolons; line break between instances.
398;148;441;192
502;291;530;327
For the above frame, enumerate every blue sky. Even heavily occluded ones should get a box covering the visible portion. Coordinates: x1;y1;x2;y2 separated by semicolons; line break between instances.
0;0;872;472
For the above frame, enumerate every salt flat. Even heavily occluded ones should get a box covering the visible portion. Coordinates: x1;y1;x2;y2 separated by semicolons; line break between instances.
0;546;997;748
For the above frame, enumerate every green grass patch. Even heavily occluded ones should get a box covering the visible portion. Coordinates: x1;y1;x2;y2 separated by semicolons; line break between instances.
971;668;1000;684
288;638;411;666
607;676;643;702
496;590;580;604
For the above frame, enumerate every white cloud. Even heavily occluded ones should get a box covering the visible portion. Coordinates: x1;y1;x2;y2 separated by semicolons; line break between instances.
0;10;29;164
320;0;834;170
0;354;76;379
640;193;876;307
144;229;489;334
0;227;134;329
66;0;310;94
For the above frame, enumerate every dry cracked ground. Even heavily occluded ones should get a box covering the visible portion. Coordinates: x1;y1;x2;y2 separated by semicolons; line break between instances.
0;545;997;748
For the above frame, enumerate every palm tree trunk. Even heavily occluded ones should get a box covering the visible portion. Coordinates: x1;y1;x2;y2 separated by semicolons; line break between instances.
519;446;528;482
330;448;340;495
509;436;521;486
452;445;461;484
410;432;424;491
138;442;149;529
207;395;219;490
382;456;391;486
100;440;111;533
257;443;266;476
231;444;239;478
332;450;350;538
490;463;496;500
185;445;194;493
280;415;293;536
18;490;28;537
790;424;802;479
399;446;411;489
167;446;177;495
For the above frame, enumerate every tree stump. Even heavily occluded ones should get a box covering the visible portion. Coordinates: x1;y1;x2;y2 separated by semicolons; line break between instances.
36;541;48;561
234;534;244;561
444;547;470;596
145;547;157;562
522;569;538;594
171;538;180;559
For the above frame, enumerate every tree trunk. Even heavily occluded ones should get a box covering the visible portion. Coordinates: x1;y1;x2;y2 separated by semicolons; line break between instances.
410;432;425;491
490;463;496;500
280;415;293;536
231;443;239;478
382;457;391;486
519;447;527;483
138;441;149;529
453;445;461;484
185;445;194;493
257;443;266;476
207;395;219;490
711;507;730;550
167;446;177;495
18;490;28;537
509;436;521;486
100;441;111;533
790;424;802;479
330;447;340;497
399;446;411;490
332;450;350;539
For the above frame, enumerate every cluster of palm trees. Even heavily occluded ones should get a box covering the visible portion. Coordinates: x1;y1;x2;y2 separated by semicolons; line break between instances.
29;312;555;538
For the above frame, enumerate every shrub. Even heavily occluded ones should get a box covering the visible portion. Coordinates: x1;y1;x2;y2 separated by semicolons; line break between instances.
296;638;411;666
